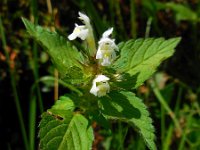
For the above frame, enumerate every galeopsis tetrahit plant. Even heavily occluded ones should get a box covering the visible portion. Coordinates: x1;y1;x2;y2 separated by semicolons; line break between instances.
22;12;181;150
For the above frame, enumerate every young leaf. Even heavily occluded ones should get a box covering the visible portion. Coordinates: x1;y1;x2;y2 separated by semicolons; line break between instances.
22;18;90;84
99;91;156;150
112;37;181;88
48;96;75;119
39;113;94;150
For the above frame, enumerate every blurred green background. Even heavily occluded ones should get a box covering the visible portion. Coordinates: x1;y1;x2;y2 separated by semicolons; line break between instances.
0;0;200;150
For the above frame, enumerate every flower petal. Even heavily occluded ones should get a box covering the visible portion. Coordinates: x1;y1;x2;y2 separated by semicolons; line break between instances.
102;28;113;38
94;75;110;82
68;32;78;40
79;29;89;40
90;75;110;97
78;12;90;25
90;85;98;96
68;24;89;40
101;57;111;66
96;49;103;59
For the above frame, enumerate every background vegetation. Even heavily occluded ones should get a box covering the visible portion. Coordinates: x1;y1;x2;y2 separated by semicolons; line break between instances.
0;0;200;149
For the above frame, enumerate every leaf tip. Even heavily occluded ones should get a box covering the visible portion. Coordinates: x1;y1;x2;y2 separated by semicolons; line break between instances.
21;17;35;35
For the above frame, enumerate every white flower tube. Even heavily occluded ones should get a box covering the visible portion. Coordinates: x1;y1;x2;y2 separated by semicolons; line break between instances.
90;75;110;97
96;28;118;66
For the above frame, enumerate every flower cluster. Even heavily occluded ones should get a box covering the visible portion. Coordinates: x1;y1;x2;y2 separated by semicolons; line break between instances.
68;12;118;97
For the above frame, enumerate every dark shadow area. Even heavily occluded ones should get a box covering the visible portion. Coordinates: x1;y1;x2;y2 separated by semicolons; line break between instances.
114;72;139;90
100;91;141;119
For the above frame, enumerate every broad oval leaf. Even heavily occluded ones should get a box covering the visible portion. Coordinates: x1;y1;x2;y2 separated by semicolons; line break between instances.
39;113;94;150
112;37;181;88
99;91;156;150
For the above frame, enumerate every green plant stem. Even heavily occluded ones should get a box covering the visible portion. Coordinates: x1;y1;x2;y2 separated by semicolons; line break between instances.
31;76;83;96
32;42;44;113
145;17;152;38
29;96;36;150
0;17;29;150
161;100;165;145
150;79;182;135
118;122;124;150
163;86;183;150
115;0;127;39
30;0;44;113
178;112;193;150
163;125;174;150
117;122;128;150
130;0;137;38
174;86;183;114
29;1;43;149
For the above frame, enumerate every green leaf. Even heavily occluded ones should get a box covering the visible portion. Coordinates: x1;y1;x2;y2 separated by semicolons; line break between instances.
48;96;75;119
112;37;181;88
62;66;87;85
22;18;91;84
89;109;110;129
39;113;94;150
99;91;156;150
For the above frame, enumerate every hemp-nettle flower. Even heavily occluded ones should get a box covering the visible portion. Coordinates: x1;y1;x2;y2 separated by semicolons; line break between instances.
96;28;118;66
68;12;91;41
68;24;89;40
90;75;110;97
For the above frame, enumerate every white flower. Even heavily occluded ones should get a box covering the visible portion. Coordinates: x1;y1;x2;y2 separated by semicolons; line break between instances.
90;75;110;97
102;28;113;38
68;12;91;41
96;28;118;66
68;24;89;40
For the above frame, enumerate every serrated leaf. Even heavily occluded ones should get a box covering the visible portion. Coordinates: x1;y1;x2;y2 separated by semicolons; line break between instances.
62;66;85;84
99;91;156;150
48;96;75;119
112;37;181;88
22;18;89;83
39;113;94;150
